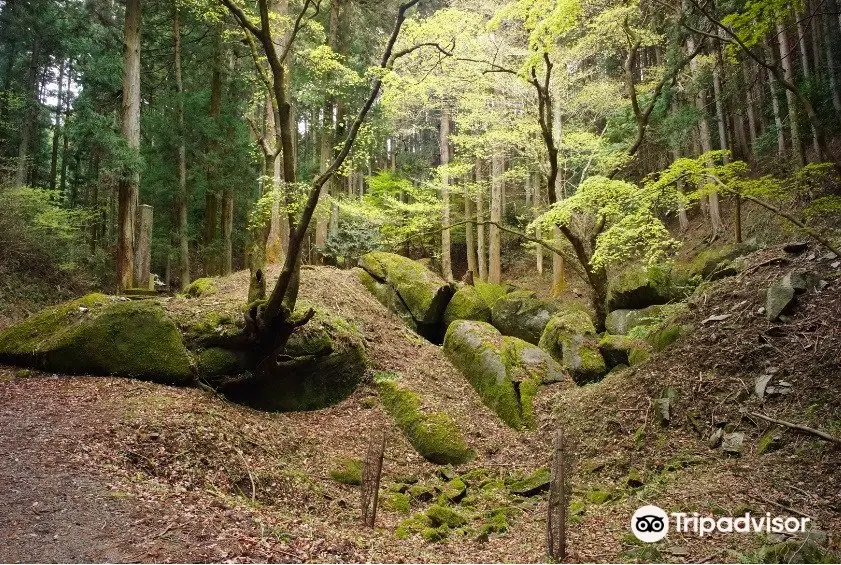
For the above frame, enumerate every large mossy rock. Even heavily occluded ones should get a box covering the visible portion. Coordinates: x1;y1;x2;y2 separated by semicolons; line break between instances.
222;306;367;412
358;252;455;342
0;294;193;384
687;243;756;280
490;290;559;345
605;303;685;335
443;285;491;327
606;265;694;311
538;308;606;385
598;334;646;369
378;378;474;465
443;320;562;429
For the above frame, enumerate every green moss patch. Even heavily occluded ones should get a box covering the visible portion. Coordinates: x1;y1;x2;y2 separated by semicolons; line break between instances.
184;277;217;298
490;290;559;344
539;309;606;385
426;504;467;528
606;264;694;311
377;379;474;465
329;458;362;485
382;492;411;514
508;467;550;496
0;294;192;384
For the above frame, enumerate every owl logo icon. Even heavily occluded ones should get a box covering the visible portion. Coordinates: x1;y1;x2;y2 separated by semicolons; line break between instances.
631;505;669;542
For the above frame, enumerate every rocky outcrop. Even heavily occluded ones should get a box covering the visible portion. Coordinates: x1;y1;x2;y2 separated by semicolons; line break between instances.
490;290;559;344
605;303;684;335
220;306;367;412
358;252;455;342
687;243;756;280
538;308;606;384
0;294;193;384
606;265;693;311
443;320;562;429
443;285;491;327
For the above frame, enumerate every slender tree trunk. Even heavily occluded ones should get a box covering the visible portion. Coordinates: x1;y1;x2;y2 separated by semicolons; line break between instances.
173;5;190;289
439;109;453;280
742;61;757;149
475;158;488;282
489;153;503;284
117;0;141;291
49;61;65;191
825;6;841;121
314;0;339;263
204;33;223;275
534;173;544;274
465;182;477;279
14;36;40;188
221;190;233;274
265;99;282;264
764;38;787;155
551;97;564;295
795;9;822;158
776;22;805;165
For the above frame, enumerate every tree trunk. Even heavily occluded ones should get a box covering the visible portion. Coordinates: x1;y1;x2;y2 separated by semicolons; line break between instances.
489;153;503;284
794;9;822;158
475;158;488;281
117;0;141;292
204;32;223;275
534;173;544;274
825;6;841;121
49;61;65;191
221;189;233;274
776;22;805;165
14;36;40;188
764;38;787;155
439;108;453;281
551;96;564;295
464;182;477;279
173;5;190;290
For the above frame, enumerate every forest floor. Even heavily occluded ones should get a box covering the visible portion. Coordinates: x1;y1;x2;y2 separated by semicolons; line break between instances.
1;246;840;563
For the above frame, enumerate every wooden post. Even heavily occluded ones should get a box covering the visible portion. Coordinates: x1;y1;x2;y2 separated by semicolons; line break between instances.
361;428;386;528
547;427;568;561
134;204;153;290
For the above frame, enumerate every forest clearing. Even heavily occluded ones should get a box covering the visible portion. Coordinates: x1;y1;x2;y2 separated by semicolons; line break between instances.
1;0;841;562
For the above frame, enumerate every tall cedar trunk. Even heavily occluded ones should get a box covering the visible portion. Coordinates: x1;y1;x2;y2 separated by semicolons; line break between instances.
314;0;340;263
688;33;724;238
776;22;805;165
221;190;233;274
764;38;786;155
488;153;503;283
265;97;283;263
49;61;65;190
534;172;544;274
825;3;841;121
464;180;477;278
742;61;757;148
14;36;40;188
439;109;453;280
204;33;223;275
475;158;488;281
551;95;564;295
173;5;190;289
117;0;140;291
795;8;822;158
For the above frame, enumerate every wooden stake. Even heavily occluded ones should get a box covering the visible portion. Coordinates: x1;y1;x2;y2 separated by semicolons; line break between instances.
361;428;386;527
547;427;568;561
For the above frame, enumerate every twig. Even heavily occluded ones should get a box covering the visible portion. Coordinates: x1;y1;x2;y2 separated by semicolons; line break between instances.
233;447;257;501
749;493;814;520
748;411;841;445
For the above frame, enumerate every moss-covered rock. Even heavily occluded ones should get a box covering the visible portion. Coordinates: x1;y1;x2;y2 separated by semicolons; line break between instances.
756;427;784;455
606;265;694;311
395;513;430;539
222;306;367;412
477;509;509;539
473;281;512;310
628;346;651;366
687;243;756;280
647;323;685;352
426;504;467;528
196;347;245;377
490;290;559;344
444;320;560;429
605;303;685;335
598;334;646;369
585;487;613;504
443;286;491;327
377;379;474;465
0;294;192;384
358;252;455;342
508;467;550;496
538;309;606;385
184;277;217;298
440;477;467;503
408;483;437;501
329;458;362;485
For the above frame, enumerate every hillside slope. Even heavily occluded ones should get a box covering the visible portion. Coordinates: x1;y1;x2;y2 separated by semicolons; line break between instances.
1;248;839;562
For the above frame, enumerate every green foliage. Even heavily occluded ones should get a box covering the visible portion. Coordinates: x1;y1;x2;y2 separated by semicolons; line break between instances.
320;215;381;267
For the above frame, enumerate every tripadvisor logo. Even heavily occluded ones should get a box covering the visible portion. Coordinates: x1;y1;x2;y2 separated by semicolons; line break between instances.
631;505;811;543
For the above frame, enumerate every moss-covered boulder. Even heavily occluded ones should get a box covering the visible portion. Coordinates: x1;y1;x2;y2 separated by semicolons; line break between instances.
538;309;606;385
508;467;550;496
444;320;561;429
358;252;455;342
0;294;193;384
443;285;491;327
221;306;367;412
598;334;646;369
426;504;467;528
184;277;217;298
490;290;559;344
329;458;362;485
604;303;685;335
606;265;693;311
687;242;756;280
377;379;474;465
